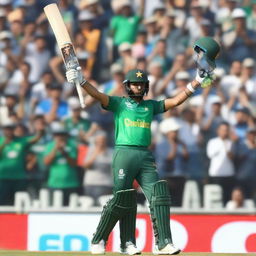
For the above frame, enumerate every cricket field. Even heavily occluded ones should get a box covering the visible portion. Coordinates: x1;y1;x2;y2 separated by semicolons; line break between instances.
0;252;255;256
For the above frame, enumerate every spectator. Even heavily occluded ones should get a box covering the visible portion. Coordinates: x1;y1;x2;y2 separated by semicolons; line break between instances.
0;119;44;205
226;186;255;210
30;70;55;111
185;2;206;47
44;122;80;206
240;58;256;115
247;0;256;31
234;128;256;200
179;108;204;181
200;96;226;143
100;63;126;96
147;39;172;74
83;130;113;205
222;8;256;63
206;121;236;203
26;115;50;198
117;42;136;73
35;84;69;123
160;9;188;60
232;106;252;140
147;61;164;99
64;97;92;142
215;0;239;34
110;0;145;60
156;117;188;206
22;35;51;84
131;29;147;59
220;60;242;101
78;10;101;76
143;15;160;56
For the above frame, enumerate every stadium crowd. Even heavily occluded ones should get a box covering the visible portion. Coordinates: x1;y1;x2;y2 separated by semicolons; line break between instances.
0;0;256;210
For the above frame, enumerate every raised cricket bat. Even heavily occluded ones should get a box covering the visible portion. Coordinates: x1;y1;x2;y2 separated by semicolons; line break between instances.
44;3;86;108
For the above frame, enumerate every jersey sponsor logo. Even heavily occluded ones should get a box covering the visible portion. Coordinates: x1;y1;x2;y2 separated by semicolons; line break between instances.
124;118;150;129
118;169;125;179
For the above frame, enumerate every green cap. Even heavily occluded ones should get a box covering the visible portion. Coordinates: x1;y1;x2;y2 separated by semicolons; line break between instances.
125;69;149;83
194;37;220;68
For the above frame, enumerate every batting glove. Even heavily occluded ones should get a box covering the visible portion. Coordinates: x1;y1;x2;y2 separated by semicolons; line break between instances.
195;69;214;88
66;67;86;87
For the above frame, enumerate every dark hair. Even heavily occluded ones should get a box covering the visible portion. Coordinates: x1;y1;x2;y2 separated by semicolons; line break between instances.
217;121;230;128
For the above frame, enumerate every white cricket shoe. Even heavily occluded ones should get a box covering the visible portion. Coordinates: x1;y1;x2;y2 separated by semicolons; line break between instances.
121;242;141;255
153;243;181;255
91;240;105;254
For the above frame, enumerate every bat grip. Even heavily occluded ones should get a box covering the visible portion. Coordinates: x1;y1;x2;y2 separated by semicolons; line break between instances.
75;79;86;108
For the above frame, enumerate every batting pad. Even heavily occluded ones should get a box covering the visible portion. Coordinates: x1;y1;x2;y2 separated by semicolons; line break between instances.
91;189;137;244
150;180;173;250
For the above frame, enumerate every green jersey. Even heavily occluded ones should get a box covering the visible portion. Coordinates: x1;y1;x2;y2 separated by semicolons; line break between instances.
0;136;32;179
44;139;79;189
110;15;141;45
104;96;165;147
64;117;91;138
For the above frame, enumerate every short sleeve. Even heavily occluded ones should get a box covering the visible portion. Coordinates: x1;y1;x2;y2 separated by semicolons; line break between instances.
102;96;122;113
152;100;166;115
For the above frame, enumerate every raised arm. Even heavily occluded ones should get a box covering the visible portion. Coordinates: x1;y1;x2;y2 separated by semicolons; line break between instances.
66;68;109;108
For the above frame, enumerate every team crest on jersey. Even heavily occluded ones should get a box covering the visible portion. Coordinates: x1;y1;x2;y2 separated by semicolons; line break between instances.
118;169;125;179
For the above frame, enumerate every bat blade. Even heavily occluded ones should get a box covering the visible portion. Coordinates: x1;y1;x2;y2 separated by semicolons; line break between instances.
44;3;86;108
44;3;71;47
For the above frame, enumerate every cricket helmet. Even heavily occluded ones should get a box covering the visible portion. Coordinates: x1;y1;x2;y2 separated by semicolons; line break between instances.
123;69;149;97
194;37;220;68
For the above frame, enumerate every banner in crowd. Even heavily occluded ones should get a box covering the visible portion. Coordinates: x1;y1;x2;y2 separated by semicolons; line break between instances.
0;213;255;253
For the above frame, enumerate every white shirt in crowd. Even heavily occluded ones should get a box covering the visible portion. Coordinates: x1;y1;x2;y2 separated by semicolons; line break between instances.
207;137;235;177
24;42;51;84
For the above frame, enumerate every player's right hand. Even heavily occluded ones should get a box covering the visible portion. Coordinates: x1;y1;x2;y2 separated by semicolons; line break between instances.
66;67;86;86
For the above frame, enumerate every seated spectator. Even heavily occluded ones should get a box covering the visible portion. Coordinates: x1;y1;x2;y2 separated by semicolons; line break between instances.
83;130;113;205
226;186;255;210
44;122;80;206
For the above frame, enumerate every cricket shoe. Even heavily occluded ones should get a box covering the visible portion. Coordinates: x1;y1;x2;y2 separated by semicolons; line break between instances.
153;243;181;255
91;240;105;254
121;242;141;255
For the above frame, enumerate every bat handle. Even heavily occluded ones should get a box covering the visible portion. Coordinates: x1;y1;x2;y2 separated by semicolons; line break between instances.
75;79;86;108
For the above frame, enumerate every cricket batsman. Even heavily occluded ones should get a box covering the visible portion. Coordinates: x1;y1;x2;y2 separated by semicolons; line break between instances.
66;37;220;255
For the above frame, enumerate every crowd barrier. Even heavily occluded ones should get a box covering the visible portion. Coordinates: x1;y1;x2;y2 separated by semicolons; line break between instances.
0;213;255;253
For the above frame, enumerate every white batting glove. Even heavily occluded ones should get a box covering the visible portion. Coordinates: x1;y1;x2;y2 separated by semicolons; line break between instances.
66;67;86;86
195;69;214;88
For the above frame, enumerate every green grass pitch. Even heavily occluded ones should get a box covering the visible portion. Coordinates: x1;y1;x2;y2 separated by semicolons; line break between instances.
0;252;255;256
